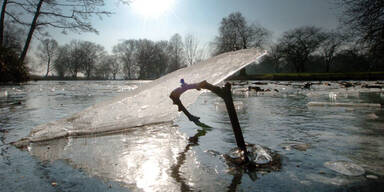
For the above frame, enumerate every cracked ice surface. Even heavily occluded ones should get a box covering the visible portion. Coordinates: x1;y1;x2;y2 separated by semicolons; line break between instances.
24;49;266;143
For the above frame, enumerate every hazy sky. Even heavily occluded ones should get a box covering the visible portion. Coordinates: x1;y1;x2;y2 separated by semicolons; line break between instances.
48;0;343;53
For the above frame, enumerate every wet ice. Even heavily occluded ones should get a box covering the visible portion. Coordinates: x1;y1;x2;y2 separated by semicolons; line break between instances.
14;49;266;145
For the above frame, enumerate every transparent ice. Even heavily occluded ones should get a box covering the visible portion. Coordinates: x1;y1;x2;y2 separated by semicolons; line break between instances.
324;161;365;176
21;49;266;143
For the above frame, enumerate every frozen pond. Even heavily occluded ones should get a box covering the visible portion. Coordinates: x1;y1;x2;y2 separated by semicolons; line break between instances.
1;80;384;191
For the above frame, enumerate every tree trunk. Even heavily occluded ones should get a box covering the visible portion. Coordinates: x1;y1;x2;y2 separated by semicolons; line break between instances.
127;63;131;80
222;83;249;163
72;67;78;78
273;61;279;73
86;67;91;79
45;56;50;77
293;59;301;73
325;56;332;73
0;0;8;47
18;0;44;64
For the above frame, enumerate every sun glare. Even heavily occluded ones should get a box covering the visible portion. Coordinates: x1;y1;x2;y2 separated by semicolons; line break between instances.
132;0;175;18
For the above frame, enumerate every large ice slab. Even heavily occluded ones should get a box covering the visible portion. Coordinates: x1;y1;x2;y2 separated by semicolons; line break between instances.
14;49;266;145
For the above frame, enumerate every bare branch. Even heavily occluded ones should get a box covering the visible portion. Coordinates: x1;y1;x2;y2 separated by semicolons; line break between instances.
5;11;30;25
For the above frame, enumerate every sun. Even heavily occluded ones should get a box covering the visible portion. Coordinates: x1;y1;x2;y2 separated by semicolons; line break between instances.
132;0;175;18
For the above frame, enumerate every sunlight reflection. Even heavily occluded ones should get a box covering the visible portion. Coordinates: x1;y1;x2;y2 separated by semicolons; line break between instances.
28;123;187;191
137;159;162;190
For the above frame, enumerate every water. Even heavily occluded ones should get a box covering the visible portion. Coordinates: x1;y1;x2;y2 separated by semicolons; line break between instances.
1;80;384;191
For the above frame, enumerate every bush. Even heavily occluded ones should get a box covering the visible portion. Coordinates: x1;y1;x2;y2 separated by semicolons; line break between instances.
0;46;29;83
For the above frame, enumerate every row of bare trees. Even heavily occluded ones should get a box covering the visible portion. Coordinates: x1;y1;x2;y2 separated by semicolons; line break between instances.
215;6;384;74
248;24;376;73
1;0;111;64
246;25;362;73
41;8;381;79
340;0;384;71
4;0;382;81
40;33;207;80
254;15;382;74
269;26;350;73
112;34;207;79
52;40;108;79
0;0;115;82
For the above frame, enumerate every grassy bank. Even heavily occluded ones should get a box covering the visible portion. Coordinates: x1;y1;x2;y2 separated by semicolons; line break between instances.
29;75;117;81
29;72;384;82
230;72;384;81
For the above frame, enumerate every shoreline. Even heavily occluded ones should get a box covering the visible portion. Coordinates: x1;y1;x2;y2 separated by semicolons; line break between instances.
2;72;384;85
229;72;384;81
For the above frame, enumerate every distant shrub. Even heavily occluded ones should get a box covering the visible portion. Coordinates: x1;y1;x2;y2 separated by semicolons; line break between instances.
0;46;29;83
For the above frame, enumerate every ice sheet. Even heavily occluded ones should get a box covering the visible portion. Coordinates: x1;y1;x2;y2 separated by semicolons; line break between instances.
15;49;266;144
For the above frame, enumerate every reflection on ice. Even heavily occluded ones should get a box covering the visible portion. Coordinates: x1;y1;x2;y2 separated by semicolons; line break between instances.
306;173;363;186
324;161;365;176
307;102;382;108
27;122;187;192
0;90;7;97
215;101;244;112
329;92;337;101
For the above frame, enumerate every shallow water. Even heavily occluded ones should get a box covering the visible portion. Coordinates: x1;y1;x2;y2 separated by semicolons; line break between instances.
1;80;384;191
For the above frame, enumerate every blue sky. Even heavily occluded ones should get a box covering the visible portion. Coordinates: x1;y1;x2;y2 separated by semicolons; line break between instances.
48;0;342;53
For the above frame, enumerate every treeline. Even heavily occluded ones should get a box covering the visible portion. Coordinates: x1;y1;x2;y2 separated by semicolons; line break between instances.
212;0;384;75
1;0;383;82
0;22;28;82
247;26;382;74
211;9;384;75
0;0;114;83
44;33;205;80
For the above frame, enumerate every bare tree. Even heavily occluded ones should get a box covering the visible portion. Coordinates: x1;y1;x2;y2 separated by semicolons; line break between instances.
79;41;106;79
183;34;199;66
268;44;284;73
155;40;169;76
167;33;184;72
0;0;8;46
1;0;112;64
55;40;83;78
114;38;175;80
37;38;58;77
95;55;112;79
214;12;246;53
68;40;83;78
113;39;138;80
54;45;70;78
135;39;170;79
136;39;155;79
214;12;269;75
248;23;270;49
53;40;105;78
214;12;269;54
109;55;119;80
319;30;347;72
278;26;326;72
340;0;384;70
2;21;24;53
